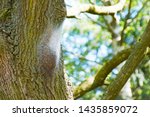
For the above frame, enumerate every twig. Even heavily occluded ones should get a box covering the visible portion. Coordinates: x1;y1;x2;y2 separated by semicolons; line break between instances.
128;0;149;26
85;14;107;29
120;0;132;45
64;50;100;64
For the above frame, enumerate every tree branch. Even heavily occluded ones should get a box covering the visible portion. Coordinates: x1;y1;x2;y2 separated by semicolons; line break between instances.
67;0;126;18
127;0;149;26
103;20;150;100
120;0;132;45
64;50;100;64
85;14;107;29
120;0;149;45
74;48;131;99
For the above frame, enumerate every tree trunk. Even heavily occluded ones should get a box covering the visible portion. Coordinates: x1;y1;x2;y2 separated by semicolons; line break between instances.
0;0;73;99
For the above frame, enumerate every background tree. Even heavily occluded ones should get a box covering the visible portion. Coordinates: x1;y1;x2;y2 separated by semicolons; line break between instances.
64;0;150;99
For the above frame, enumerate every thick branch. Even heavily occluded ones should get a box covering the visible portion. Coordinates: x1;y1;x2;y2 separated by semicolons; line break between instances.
67;0;126;18
74;48;131;99
103;20;150;100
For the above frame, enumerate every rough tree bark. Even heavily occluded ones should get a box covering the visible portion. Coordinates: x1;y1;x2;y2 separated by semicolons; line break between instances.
0;0;73;99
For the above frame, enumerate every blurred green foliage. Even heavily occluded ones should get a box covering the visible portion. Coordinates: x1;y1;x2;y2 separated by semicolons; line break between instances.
63;0;150;99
